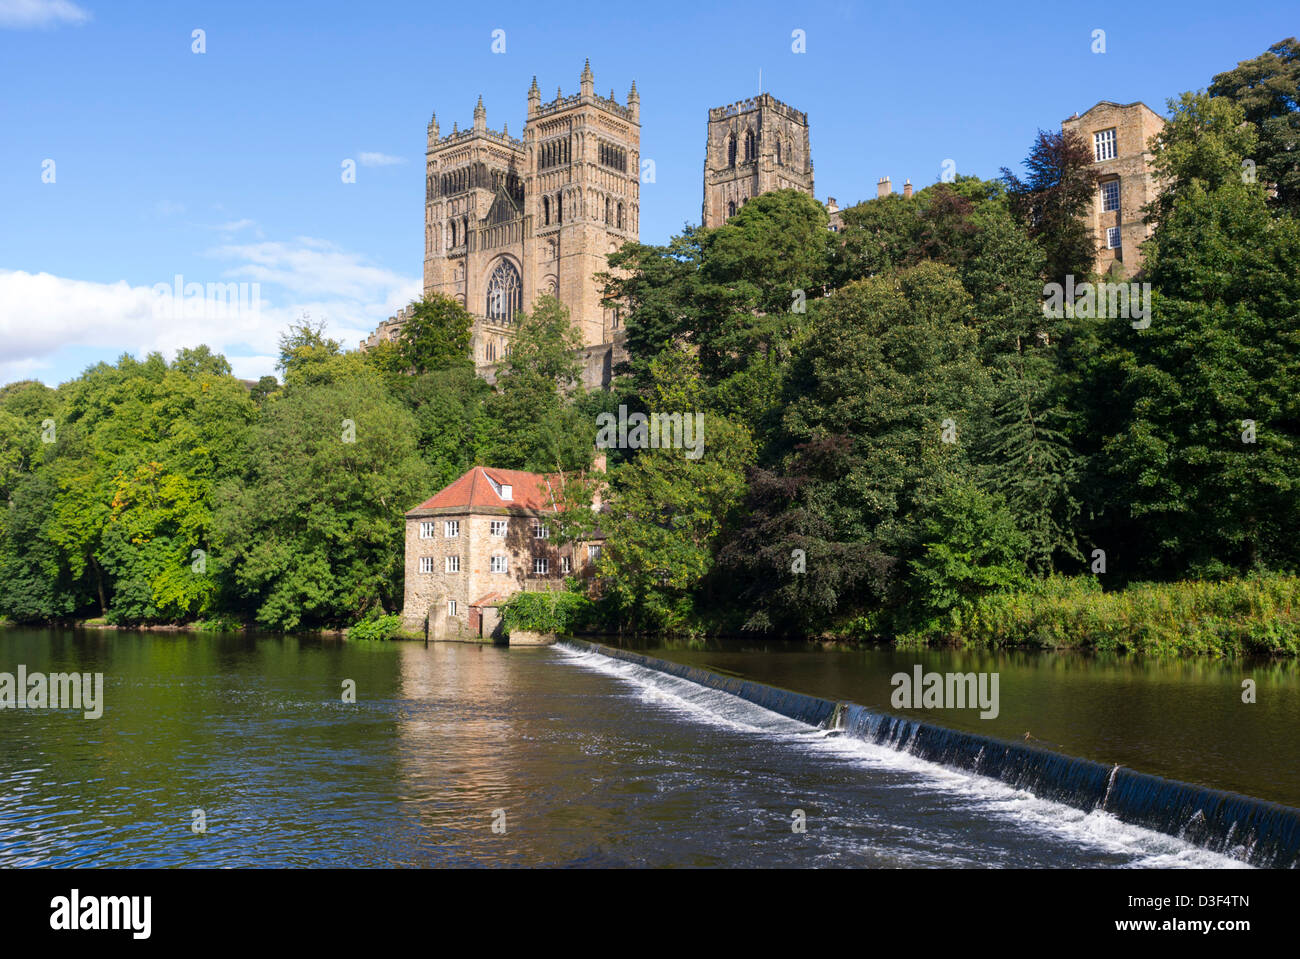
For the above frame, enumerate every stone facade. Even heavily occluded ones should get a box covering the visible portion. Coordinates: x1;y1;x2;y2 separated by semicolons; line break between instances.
400;467;604;642
1061;101;1165;277
418;61;639;386
702;94;814;228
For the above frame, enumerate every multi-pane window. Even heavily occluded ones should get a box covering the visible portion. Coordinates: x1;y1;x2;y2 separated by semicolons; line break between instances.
533;558;550;575
445;555;460;573
490;520;508;537
1094;128;1117;162
561;556;572;574
532;521;550;540
1106;226;1122;250
1101;180;1120;212
588;545;602;563
448;600;458;616
418;556;434;574
490;555;508;574
444;520;460;539
419;521;435;539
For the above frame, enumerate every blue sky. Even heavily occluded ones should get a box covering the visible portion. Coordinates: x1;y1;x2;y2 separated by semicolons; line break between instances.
0;0;1292;386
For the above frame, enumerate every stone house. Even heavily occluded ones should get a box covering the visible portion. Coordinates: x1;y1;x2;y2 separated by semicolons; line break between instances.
400;466;605;641
1062;101;1166;277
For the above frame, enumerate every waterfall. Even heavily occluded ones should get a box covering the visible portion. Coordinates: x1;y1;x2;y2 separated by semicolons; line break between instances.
562;639;1300;868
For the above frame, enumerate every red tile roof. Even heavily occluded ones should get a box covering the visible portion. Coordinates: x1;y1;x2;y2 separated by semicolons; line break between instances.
407;466;561;515
470;591;509;608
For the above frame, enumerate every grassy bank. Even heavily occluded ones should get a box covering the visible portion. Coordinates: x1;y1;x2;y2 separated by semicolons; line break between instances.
895;575;1300;657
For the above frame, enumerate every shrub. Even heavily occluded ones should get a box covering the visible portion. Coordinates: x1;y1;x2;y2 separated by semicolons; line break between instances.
349;610;401;641
499;590;593;637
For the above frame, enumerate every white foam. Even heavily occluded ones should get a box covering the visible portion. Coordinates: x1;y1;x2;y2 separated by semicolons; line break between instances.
555;644;1253;869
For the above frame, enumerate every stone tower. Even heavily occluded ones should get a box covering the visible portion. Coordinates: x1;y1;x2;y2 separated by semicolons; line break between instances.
421;61;640;375
1061;101;1165;277
702;93;813;228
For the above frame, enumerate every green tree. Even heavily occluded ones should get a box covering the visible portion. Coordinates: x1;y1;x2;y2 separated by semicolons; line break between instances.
1209;38;1300;216
1002;129;1099;286
395;294;474;374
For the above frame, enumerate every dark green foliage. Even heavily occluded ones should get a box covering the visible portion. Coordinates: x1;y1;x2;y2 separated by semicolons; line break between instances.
499;590;593;636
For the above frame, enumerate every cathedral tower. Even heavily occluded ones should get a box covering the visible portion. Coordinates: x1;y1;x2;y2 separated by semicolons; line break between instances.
422;61;639;375
702;93;813;228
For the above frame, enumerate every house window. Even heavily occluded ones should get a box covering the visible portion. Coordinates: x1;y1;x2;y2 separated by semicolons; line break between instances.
419;521;435;539
1094;128;1117;162
605;197;612;225
490;555;508;574
490;520;508;537
448;600;458;617
728;200;736;218
727;134;736;168
588;545;602;563
542;196;550;225
532;521;549;539
445;555;460;573
744;130;756;163
533;557;550;575
1106;226;1121;250
617;203;625;230
419;556;434;574
444;520;459;538
485;340;496;362
561;555;572;574
1101;180;1120;212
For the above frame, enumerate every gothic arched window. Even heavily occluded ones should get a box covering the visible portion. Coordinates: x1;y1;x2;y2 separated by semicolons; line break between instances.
744;130;756;162
605;197;612;225
485;258;522;325
556;192;563;224
776;138;783;166
543;196;550;225
617;203;625;230
485;340;496;362
727;200;736;218
727;134;736;168
450;220;457;247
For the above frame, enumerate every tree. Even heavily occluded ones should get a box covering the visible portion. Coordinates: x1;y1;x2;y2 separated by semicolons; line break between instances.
595;350;754;631
481;296;592;473
394;294;474;374
212;369;431;630
1002;129;1099;286
1209;38;1300;216
1148;92;1259;225
1097;176;1300;576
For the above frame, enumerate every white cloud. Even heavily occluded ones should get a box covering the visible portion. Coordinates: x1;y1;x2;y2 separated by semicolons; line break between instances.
358;152;406;167
0;238;420;386
0;0;91;28
214;218;257;233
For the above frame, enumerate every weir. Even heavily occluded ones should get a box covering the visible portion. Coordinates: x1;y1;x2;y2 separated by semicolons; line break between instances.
562;638;1300;868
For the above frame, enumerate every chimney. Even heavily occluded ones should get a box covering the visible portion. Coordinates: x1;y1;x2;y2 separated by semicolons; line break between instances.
903;179;912;199
826;196;838;214
877;176;891;198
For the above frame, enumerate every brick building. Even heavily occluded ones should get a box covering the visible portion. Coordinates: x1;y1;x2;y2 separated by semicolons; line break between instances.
400;466;603;641
1062;101;1166;276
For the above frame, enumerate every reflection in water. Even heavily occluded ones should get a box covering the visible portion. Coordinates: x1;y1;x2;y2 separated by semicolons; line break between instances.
0;628;1264;868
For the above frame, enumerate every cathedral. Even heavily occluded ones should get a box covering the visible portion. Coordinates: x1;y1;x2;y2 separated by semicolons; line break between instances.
414;61;640;387
361;70;1163;383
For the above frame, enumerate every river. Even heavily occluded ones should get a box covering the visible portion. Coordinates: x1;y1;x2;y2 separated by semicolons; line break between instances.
0;628;1285;867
